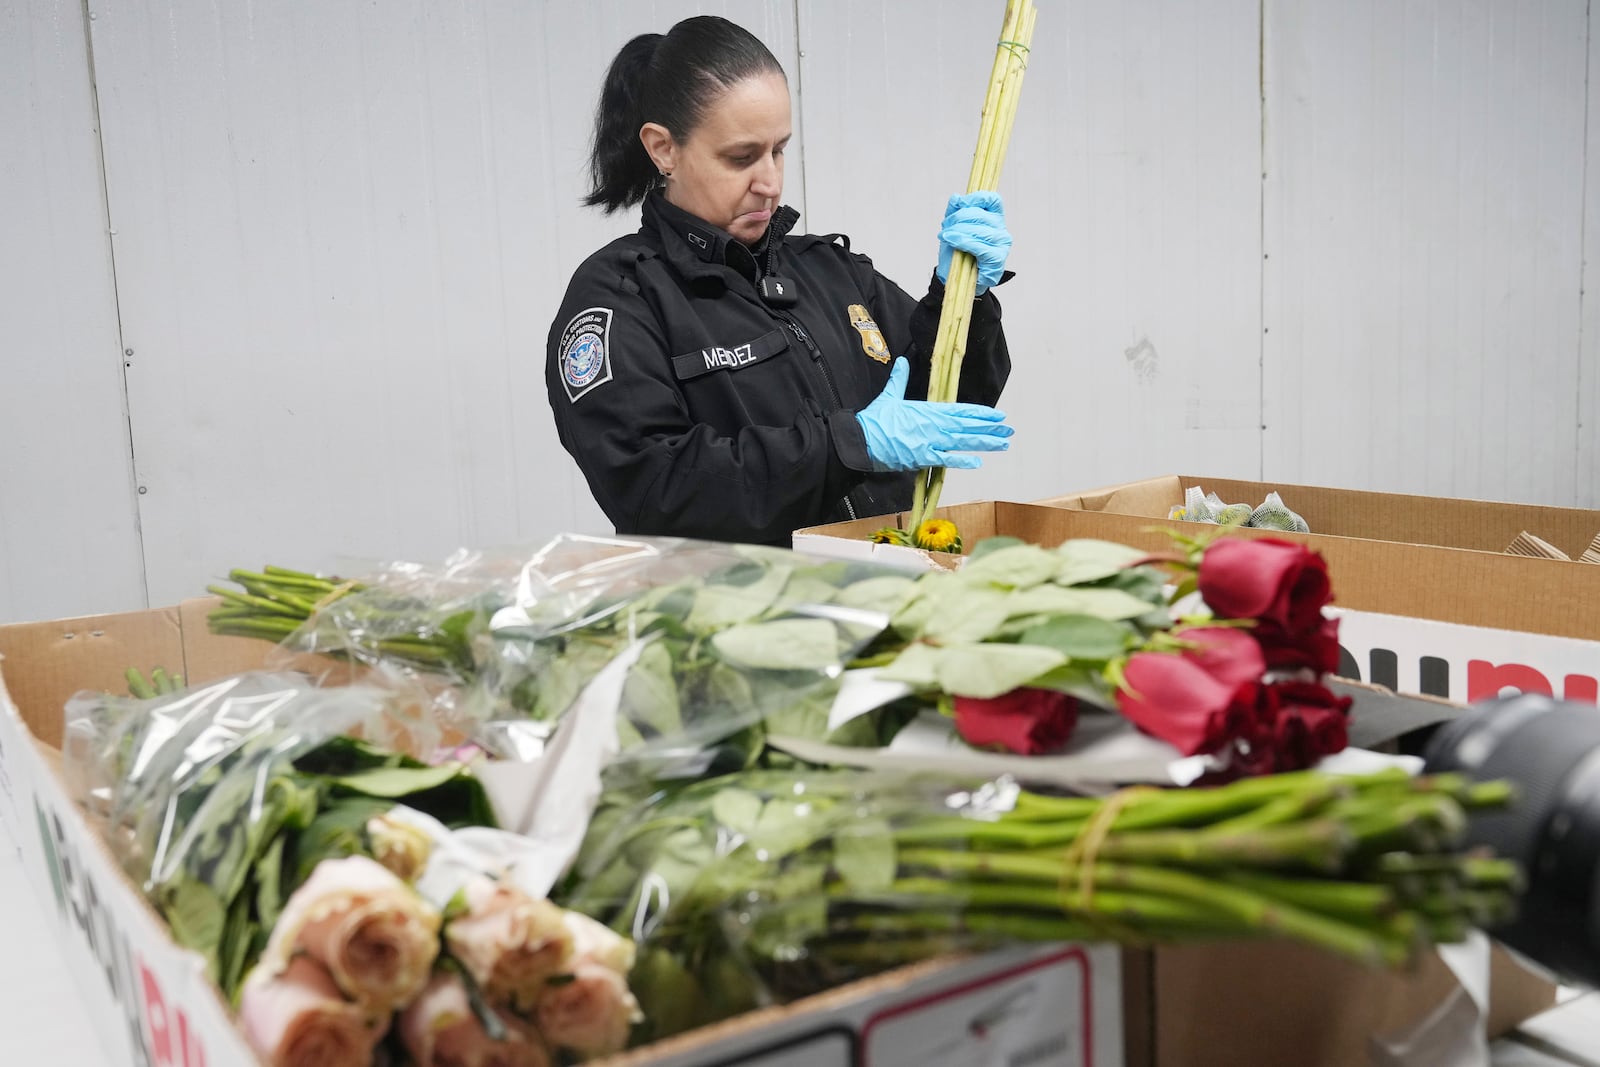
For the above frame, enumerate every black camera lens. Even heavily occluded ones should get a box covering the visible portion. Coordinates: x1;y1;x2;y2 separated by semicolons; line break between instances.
1423;692;1600;986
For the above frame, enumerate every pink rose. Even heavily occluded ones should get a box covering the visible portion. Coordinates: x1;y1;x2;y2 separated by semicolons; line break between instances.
446;877;575;1012
239;956;385;1067
259;854;440;1015
537;960;641;1058
399;971;552;1067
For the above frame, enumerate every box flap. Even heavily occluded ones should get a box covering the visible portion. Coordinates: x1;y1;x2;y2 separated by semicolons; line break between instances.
0;606;183;749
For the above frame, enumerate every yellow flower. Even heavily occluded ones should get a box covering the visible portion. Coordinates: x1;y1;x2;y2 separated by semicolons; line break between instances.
914;518;962;554
870;527;913;546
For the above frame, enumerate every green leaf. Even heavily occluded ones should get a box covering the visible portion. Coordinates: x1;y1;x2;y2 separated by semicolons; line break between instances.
937;643;1067;698
218;889;254;997
710;789;765;836
162;879;227;978
919;587;1013;644
1054;539;1148;586
686;564;792;631
1006;584;1158;623
958;544;1061;590
878;643;945;689
1019;615;1133;661
771;572;846;615
711;619;842;671
967;535;1028;561
255;834;288;933
330;762;470;798
833;575;919;614
621;640;681;736
1027;663;1113;704
889;575;959;636
833;818;896;891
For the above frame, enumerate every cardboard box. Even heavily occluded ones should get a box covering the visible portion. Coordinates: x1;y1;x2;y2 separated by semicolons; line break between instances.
796;491;1600;706
0;602;1556;1066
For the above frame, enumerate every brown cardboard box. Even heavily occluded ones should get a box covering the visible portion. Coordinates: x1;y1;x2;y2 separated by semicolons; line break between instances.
0;601;1557;1066
1034;475;1600;641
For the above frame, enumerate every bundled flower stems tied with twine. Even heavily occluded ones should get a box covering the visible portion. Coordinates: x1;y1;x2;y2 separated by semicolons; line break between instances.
906;0;1038;538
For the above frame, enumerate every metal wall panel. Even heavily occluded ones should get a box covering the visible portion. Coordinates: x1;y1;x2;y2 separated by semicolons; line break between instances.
1580;17;1600;510
0;1;145;623
1263;0;1589;507
796;0;1266;505
86;1;801;605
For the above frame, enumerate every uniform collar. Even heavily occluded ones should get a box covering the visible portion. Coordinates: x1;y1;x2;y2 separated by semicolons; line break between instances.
643;192;801;284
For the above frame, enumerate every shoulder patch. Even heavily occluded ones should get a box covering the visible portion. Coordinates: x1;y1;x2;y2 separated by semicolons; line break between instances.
559;306;614;402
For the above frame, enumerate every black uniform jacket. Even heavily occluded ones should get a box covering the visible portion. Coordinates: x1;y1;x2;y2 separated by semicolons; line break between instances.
546;191;1011;544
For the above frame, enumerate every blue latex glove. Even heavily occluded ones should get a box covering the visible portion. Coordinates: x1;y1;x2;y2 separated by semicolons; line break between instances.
936;190;1012;295
855;358;1013;472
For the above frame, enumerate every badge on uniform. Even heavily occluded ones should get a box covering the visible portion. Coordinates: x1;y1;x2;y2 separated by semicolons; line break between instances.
847;304;891;364
559;306;614;402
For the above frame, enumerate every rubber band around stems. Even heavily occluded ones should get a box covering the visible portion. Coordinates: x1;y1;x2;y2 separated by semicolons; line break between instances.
1058;786;1158;935
996;40;1031;65
312;579;360;613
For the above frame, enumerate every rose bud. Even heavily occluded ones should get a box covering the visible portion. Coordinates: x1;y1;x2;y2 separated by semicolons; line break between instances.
952;688;1079;755
1173;626;1266;689
259;854;441;1015
366;811;433;883
399;971;552;1067
239;956;386;1067
446;877;575;1012
1117;651;1256;756
1197;537;1332;633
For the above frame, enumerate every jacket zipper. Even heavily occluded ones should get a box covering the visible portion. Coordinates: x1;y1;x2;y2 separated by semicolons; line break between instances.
777;313;858;522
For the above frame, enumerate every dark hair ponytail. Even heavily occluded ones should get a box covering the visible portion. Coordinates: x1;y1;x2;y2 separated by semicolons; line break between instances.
584;16;785;213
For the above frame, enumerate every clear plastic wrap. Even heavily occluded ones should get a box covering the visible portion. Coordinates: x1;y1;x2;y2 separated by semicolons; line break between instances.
62;673;496;998
557;765;1521;1047
276;536;915;780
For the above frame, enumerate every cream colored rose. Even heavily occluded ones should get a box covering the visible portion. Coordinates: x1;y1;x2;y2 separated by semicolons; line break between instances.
562;910;636;976
399;971;552;1067
239;956;385;1067
445;877;574;1012
366;811;433;882
260;854;441;1014
536;960;642;1058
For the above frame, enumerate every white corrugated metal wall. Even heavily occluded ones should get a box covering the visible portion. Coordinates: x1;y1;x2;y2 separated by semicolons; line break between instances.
4;0;1598;624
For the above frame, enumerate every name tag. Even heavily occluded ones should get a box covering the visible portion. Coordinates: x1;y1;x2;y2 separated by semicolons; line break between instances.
672;328;790;381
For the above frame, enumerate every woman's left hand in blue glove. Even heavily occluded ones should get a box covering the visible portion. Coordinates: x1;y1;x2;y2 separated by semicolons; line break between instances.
936;190;1012;295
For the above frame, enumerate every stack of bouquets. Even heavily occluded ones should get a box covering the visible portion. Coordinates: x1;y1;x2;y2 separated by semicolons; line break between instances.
63;673;641;1066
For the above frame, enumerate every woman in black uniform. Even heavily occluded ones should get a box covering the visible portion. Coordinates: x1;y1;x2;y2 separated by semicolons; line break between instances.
547;15;1016;545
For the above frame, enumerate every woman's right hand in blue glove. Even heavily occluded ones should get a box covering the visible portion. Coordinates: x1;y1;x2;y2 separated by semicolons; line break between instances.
854;358;1014;472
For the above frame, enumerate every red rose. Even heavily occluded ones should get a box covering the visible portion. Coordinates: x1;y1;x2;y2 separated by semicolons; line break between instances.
1198;538;1332;632
1258;681;1352;770
953;688;1079;755
1116;652;1257;756
1175;626;1266;690
1254;616;1343;676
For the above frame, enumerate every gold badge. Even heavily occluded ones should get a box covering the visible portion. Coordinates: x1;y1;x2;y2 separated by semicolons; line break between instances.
847;304;891;364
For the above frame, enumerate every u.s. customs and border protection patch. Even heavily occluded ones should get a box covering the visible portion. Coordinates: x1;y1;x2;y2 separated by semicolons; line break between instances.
847;304;891;364
559;306;614;402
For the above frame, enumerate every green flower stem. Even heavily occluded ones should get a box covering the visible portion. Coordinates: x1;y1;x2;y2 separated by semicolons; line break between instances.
1206;778;1348;834
1099;821;1352;873
826;908;1106;945
205;585;304;619
1217;870;1398;921
229;568;342;595
841;876;1242;933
